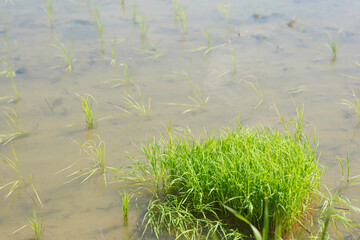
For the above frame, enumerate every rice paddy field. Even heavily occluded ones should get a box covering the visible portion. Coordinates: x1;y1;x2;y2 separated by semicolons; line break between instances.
1;0;360;239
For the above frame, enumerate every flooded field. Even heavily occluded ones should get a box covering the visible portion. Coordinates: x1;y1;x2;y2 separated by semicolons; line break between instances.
1;0;360;239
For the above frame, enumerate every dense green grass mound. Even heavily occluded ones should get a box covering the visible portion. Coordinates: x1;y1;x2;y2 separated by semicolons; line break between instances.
126;123;320;239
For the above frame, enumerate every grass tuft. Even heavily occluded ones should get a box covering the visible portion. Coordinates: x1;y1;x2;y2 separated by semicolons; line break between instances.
114;113;321;238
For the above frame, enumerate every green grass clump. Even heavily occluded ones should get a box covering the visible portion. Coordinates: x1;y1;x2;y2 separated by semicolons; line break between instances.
118;119;320;238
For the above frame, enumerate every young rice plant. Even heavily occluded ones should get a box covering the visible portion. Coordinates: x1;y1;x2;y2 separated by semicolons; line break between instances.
0;146;43;207
0;58;18;100
26;206;45;240
0;108;27;145
76;93;96;129
57;135;109;186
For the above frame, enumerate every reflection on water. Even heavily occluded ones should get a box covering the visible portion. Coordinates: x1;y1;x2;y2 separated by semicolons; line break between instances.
0;0;360;238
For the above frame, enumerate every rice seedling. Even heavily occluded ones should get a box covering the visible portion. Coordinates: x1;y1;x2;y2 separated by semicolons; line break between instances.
1;0;14;39
122;86;151;117
113;112;322;238
0;58;18;100
217;4;230;26
0;145;43;207
57;135;108;186
166;72;209;114
94;5;103;39
243;75;264;109
203;29;211;54
43;0;54;29
178;7;187;33
76;93;96;129
173;0;178;20
137;16;148;39
326;29;341;62
105;38;119;66
341;90;360;123
0;108;27;146
190;30;226;55
51;39;74;71
26;206;45;240
119;188;130;221
109;63;134;88
135;40;164;59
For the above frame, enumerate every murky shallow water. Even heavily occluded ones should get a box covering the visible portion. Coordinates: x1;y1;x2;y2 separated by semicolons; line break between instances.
1;0;360;239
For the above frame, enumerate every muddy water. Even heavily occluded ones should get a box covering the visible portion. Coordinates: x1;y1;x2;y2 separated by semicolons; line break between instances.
0;0;360;239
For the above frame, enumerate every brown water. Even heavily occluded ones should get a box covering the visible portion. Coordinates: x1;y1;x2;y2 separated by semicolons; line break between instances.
1;0;360;239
